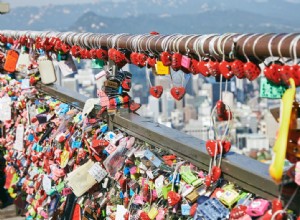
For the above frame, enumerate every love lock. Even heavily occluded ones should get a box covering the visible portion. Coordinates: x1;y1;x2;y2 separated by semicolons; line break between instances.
160;51;172;66
230;205;248;219
272;198;284;220
96;48;108;61
205;175;212;187
71;45;82;58
207;60;220;77
147;56;156;68
197;60;210;77
263;62;282;84
137;53;148;67
149;85;163;98
243;61;261;81
171;52;182;71
108;48;117;61
167;191;181;206
19;35;28;46
206;140;220;157
89;48;97;59
219;61;233;79
292;65;300;86
170;86;185;101
216;100;226;119
220;140;231;155
231;60;246;79
190;58;199;75
130;52;139;66
211;166;221;182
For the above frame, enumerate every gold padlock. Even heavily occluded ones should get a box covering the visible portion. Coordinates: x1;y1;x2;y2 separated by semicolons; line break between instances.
185;187;200;203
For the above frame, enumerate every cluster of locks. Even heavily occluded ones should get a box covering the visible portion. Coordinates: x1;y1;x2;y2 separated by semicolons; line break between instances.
0;76;296;219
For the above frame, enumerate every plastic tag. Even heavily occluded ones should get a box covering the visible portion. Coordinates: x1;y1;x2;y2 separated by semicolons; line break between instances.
155;175;164;198
162;184;172;199
181;55;191;69
57;54;77;77
155;61;170;75
181;204;191;216
21;79;30;90
42;175;52;194
260;77;287;99
82;98;99;120
56;182;65;193
0;96;11;121
144;150;162;167
88;162;107;183
14;124;24;151
92;59;105;69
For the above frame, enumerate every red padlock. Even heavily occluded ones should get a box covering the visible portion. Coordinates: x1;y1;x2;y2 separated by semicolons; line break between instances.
211;166;221;182
190;58;199;75
230;205;248;219
206;140;220;157
167;191;181;206
205;175;212;187
147;56;156;68
160;51;172;66
292;65;300;86
171;53;182;71
130;52;139;66
219;61;233;79
244;61;261;81
216;100;227;118
272;198;284;220
96;48;108;61
71;45;82;58
149;85;163;98
140;211;151;220
207;60;220;77
197;60;210;77
137;53;148;67
264;63;282;84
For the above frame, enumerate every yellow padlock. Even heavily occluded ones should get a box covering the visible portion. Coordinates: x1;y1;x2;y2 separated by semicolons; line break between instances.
148;206;159;220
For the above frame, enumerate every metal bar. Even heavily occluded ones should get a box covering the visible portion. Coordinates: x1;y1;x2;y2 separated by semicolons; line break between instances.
35;81;300;212
1;30;300;60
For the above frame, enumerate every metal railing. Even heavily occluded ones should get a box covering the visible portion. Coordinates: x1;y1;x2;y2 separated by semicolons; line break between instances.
33;80;300;213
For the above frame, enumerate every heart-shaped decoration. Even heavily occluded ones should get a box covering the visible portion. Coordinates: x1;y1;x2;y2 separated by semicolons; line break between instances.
292;65;300;86
171;53;182;71
244;61;261;81
230;205;247;219
96;49;108;61
211;166;221;182
221;140;231;154
149;85;163;98
170;86;185;101
206;140;219;157
219;61;233;79
130;102;141;112
137;53;148;67
205;175;212;187
147;57;156;68
160;51;172;66
216;100;226;118
130;52;139;66
167;191;181;206
190;59;199;75
231;59;245;79
280;65;292;85
197;61;210;77
207;60;220;77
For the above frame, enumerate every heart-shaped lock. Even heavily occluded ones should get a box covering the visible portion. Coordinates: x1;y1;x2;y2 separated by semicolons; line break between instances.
221;140;231;154
108;48;117;61
171;53;182;71
198;60;210;77
130;52;139;66
147;56;156;68
211;166;221;182
272;198;284;220
207;60;220;77
170;87;185;101
190;58;199;75
137;53;148;67
149;85;163;98
292;65;300;86
264;63;281;84
122;78;131;91
61;43;70;54
230;205;248;219
54;40;62;52
160;51;172;66
244;61;261;81
205;175;212;187
216;100;226;118
71;45;81;58
167;191;181;206
231;60;245;79
0;34;7;44
279;65;292;85
89;48;97;59
206;140;219;157
96;48;108;61
19;35;28;46
219;61;233;79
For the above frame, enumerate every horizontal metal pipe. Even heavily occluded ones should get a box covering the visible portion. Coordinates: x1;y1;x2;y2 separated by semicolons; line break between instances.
1;30;300;61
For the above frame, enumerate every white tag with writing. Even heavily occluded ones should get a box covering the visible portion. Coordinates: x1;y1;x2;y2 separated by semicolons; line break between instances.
42;175;52;193
88;162;108;183
0;96;11;121
14;124;24;151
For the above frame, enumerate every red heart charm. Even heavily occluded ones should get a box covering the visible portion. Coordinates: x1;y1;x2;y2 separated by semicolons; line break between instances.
206;140;219;157
130;52;139;66
170;87;185;101
211;166;221;182
221;140;231;154
230;205;247;219
149;85;163;98
160;51;172;66
207;60;220;77
264;63;282;84
190;59;199;75
147;57;156;68
96;48;108;61
198;61;210;77
216;100;226;118
244;61;261;81
219;61;233;79
190;203;198;217
171;53;182;71
231;59;245;79
167;191;181;206
137;53;148;67
205;175;212;187
280;65;292;85
293;65;300;86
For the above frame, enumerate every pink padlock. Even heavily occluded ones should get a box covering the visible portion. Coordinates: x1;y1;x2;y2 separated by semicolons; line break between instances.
156;208;166;220
247;199;269;217
62;188;72;196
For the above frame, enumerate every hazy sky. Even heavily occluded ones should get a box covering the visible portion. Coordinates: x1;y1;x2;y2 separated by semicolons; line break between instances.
7;0;96;7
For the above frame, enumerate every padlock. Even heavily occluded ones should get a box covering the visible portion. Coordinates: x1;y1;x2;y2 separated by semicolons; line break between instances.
219;61;233;79
246;198;269;217
219;188;240;208
4;50;19;73
244;61;261;81
207;60;220;77
171;52;182;71
148;205;159;220
160;51;172;66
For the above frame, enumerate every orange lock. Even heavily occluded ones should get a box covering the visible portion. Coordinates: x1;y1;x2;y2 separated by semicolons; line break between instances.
4;50;19;73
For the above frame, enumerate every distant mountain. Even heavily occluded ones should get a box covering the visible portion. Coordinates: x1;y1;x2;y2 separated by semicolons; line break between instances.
69;9;300;34
0;0;299;33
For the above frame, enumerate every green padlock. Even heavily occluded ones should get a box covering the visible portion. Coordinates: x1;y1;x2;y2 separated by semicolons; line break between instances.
92;59;105;69
260;77;287;99
162;184;172;199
